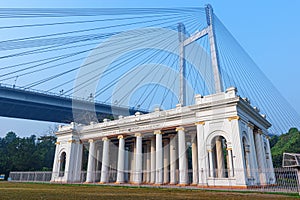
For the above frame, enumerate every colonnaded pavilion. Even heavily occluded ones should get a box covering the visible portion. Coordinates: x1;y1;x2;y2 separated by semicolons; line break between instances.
51;87;275;188
51;5;276;188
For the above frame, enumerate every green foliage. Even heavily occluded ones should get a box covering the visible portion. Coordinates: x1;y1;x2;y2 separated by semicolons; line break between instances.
271;128;300;167
0;131;56;180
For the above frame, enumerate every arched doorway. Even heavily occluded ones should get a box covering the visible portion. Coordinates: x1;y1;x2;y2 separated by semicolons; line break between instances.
59;152;66;177
210;136;230;178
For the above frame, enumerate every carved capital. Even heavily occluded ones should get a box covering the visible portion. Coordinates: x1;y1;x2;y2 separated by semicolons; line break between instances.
228;116;240;122
154;130;162;135
102;137;109;141
135;133;142;137
195;121;205;125
68;139;76;143
118;135;124;139
55;142;61;145
176;127;185;132
88;139;94;143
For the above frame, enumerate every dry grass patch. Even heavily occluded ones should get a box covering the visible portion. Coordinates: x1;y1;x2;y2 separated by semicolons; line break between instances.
0;182;298;200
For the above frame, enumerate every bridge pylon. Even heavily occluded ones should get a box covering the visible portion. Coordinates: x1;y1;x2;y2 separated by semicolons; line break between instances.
178;4;223;104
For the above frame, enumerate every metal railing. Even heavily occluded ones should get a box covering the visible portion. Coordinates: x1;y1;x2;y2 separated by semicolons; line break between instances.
9;168;300;195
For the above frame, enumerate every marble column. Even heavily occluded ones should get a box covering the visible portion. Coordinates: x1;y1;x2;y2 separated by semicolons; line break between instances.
227;147;234;177
191;135;198;185
116;135;125;184
51;142;60;181
169;135;177;184
155;130;163;185
100;137;110;183
216;136;225;178
208;149;214;177
150;137;156;184
163;139;170;184
248;123;259;184
244;144;251;178
254;130;267;184
130;142;136;183
146;142;151;183
142;145;147;183
124;146;129;182
176;127;188;185
266;136;276;183
196;121;206;185
134;133;143;184
95;145;102;182
86;139;96;183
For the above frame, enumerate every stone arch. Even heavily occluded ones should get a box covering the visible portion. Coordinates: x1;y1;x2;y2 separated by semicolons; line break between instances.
206;131;231;178
206;130;230;147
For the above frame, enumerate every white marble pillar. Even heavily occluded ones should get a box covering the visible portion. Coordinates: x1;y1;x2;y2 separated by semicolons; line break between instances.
266;136;276;183
227;148;234;177
254;130;267;184
208;149;214;177
176;127;188;185
191;135;198;185
134;133;143;184
216;136;225;178
130;142;136;183
150;137;156;184
155;130;163;185
116;135;125;184
146;142;151;183
248;123;259;184
196;122;207;185
100;137;110;183
163;140;170;184
124;146;129;182
169;135;177;185
95;145;102;181
86;139;96;183
142;145;147;183
51;142;60;181
244;144;251;178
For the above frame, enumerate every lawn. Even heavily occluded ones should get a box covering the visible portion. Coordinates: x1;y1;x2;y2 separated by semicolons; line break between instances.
0;182;298;200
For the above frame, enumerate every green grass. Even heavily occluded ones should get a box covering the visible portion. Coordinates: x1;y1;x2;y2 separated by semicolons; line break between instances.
0;182;298;200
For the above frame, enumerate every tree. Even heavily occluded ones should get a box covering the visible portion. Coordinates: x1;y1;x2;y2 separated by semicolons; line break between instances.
0;129;57;180
271;128;300;167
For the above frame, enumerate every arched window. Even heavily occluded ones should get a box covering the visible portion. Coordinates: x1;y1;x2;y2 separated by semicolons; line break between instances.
59;152;66;177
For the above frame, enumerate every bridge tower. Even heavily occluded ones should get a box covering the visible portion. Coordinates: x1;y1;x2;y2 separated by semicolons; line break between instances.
179;4;223;106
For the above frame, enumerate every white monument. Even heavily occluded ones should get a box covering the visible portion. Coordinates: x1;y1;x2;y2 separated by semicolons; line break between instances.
51;5;276;188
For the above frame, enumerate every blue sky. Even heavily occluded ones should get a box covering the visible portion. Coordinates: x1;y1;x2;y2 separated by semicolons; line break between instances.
0;0;299;137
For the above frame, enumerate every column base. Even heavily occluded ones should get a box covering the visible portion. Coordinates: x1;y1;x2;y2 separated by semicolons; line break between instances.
114;182;124;185
177;183;189;187
190;183;198;186
98;182;107;184
130;182;142;185
83;182;93;184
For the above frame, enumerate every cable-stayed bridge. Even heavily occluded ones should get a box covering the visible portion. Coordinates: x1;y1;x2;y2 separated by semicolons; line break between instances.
0;5;299;134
